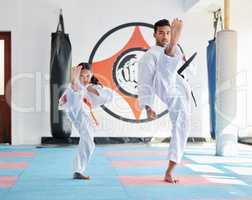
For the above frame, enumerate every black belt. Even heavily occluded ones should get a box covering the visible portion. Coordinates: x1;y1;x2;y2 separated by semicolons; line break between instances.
177;52;198;107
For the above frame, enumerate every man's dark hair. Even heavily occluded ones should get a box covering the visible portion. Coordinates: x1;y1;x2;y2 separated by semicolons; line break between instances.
154;19;170;33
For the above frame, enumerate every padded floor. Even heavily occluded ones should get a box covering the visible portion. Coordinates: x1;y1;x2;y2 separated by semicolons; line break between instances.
0;143;252;200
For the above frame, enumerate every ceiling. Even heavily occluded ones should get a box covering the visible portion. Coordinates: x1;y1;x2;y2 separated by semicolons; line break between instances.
183;0;223;12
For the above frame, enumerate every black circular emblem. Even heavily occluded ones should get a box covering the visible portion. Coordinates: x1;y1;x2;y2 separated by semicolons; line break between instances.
113;47;147;98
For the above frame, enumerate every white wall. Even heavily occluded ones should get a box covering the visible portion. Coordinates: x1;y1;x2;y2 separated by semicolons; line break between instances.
0;0;214;144
230;0;252;137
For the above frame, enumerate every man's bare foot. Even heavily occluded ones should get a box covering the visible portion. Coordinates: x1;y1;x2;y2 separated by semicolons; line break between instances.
73;172;90;180
164;171;179;184
165;18;183;57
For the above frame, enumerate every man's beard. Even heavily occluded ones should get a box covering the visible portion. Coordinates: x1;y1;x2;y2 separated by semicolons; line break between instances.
160;41;169;48
163;43;170;48
157;41;169;47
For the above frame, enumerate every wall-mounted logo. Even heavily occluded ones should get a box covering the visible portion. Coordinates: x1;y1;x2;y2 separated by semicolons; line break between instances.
113;47;146;98
89;22;168;123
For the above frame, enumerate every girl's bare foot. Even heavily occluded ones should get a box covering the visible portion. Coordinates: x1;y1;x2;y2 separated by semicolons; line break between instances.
73;172;90;180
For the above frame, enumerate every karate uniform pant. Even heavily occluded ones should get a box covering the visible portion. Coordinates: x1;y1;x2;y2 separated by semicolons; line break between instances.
67;91;95;173
67;108;95;174
165;96;191;164
154;69;191;164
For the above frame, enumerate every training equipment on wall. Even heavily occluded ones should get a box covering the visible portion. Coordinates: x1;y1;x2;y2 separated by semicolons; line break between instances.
50;10;72;139
215;0;238;156
207;8;223;140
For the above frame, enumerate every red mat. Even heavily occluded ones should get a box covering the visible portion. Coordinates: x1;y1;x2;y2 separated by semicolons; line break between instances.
0;162;28;169
111;160;190;168
119;175;211;186
0;176;18;188
0;152;34;157
105;151;168;157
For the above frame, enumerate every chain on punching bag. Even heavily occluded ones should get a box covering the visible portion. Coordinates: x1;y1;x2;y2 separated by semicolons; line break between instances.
50;12;72;138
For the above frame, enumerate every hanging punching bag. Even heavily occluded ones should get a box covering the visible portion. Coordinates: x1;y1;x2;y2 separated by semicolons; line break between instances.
216;0;238;156
207;39;217;139
50;12;72;138
207;9;223;140
216;30;237;156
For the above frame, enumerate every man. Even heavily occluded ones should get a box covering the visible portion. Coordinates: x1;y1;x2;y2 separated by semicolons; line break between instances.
138;19;192;183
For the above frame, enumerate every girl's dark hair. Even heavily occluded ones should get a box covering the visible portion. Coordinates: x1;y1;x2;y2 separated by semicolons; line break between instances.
78;62;102;86
78;62;91;70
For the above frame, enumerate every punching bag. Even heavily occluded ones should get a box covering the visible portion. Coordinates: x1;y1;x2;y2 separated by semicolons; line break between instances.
207;9;223;140
215;0;238;156
50;13;72;138
216;30;238;156
207;39;217;139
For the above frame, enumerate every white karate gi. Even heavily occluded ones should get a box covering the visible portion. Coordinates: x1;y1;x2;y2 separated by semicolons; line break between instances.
138;45;194;163
59;83;113;174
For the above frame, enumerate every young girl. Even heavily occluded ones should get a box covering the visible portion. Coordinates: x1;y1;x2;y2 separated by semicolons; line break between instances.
59;62;113;180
